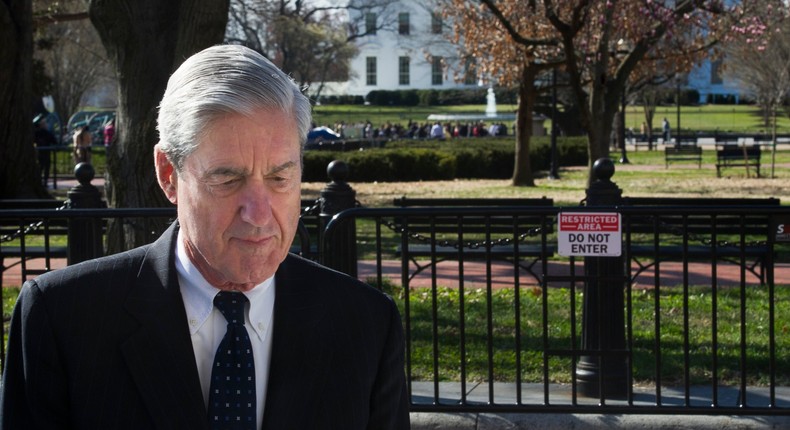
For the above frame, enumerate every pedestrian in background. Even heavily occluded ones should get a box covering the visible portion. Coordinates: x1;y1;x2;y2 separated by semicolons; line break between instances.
72;125;92;164
103;119;115;147
33;114;57;186
662;117;671;143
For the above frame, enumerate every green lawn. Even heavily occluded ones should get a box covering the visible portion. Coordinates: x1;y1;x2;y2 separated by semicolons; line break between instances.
392;284;790;386
5;275;789;387
638;105;790;134
312;103;790;135
16;103;790;388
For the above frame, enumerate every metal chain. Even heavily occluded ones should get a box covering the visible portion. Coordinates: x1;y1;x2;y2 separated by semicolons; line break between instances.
633;215;767;248
6;200;762;252
299;197;362;217
380;213;766;252
381;218;547;250
302;198;322;216
117;217;178;239
583;196;767;248
1;203;69;244
1;197;337;244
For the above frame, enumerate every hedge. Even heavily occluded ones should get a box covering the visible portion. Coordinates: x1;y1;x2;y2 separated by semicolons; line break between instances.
364;88;520;107
303;136;588;182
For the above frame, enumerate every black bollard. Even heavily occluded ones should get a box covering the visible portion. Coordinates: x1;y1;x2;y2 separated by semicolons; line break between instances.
575;158;629;399
319;160;358;277
66;162;106;264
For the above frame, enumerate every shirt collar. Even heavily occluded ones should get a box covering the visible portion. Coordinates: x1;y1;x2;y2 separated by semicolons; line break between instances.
175;229;275;341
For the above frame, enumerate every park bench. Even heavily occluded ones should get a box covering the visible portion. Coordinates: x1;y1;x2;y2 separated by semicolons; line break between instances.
664;145;702;168
391;197;556;284
715;144;761;177
393;197;553;208
621;196;781;285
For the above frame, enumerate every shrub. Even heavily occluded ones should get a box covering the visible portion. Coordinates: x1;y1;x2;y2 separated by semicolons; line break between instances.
303;151;338;182
345;149;456;181
363;88;518;107
320;95;365;105
418;90;439;106
303;136;588;182
401;90;420;106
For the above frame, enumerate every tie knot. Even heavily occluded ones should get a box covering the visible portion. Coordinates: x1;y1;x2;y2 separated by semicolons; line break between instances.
213;291;248;325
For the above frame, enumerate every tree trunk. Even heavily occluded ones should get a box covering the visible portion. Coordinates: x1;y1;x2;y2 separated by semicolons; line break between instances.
586;49;623;184
89;0;229;253
579;69;620;187
511;66;535;187
640;92;657;151
0;0;50;198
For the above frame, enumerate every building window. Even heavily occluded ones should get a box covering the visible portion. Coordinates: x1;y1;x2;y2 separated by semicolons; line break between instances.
366;57;377;86
711;60;723;85
399;57;410;85
398;13;410;35
431;56;443;85
365;13;377;35
431;12;442;34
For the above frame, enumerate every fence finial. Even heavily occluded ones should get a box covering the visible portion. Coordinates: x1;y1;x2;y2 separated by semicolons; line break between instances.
319;160;358;277
66;162;105;264
577;157;627;399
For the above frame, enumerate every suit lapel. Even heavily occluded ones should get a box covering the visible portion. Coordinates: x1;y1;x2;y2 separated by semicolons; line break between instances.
121;223;209;430
263;256;329;427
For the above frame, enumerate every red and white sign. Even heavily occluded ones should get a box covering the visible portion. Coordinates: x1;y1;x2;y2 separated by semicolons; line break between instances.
558;212;622;256
776;216;790;242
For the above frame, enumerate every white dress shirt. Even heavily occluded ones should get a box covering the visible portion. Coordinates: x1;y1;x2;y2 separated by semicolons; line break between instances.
175;230;275;429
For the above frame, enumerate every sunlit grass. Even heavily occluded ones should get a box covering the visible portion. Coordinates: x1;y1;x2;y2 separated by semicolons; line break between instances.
312;104;790;135
383;282;790;386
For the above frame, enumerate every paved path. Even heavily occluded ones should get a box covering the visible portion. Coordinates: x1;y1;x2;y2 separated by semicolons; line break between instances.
410;381;790;408
410;411;790;429
357;259;790;289
12;174;785;289
5;257;789;289
410;382;790;429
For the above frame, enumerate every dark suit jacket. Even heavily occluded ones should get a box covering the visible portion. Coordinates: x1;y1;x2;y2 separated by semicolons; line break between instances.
0;223;409;429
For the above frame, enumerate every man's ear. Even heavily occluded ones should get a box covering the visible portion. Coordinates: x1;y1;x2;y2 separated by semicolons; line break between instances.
154;143;178;204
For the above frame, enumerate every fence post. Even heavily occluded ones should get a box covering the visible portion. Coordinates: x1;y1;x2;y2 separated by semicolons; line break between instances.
575;157;628;398
66;162;105;264
319;160;357;277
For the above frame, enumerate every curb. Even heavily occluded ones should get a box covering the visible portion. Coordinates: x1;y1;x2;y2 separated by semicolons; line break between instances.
410;412;790;429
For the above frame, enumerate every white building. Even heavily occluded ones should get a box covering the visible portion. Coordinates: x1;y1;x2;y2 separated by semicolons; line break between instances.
342;0;477;96
338;0;743;103
687;58;742;104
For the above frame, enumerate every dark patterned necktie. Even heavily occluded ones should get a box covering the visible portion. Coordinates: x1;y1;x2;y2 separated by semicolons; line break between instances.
208;291;256;430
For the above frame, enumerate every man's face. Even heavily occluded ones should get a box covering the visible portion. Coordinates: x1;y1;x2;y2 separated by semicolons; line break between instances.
155;109;302;291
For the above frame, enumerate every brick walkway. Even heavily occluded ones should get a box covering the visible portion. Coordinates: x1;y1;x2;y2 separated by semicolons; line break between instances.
7;175;790;288
5;257;788;289
357;259;790;289
5;173;788;289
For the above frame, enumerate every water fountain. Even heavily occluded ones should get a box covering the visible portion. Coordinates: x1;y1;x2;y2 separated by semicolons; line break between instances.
427;85;516;123
426;88;548;136
485;87;497;117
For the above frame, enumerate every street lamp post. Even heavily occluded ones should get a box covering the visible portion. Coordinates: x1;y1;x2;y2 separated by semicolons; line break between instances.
618;90;630;164
675;78;683;144
549;67;560;179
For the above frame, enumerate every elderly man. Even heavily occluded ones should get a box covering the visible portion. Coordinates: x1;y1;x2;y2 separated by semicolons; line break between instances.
1;45;409;430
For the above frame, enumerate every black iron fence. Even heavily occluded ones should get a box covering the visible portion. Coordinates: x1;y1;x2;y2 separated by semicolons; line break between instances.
1;207;177;288
2;161;790;416
324;203;790;415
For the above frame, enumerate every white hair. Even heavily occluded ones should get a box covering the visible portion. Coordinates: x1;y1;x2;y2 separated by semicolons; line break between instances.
157;44;312;170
